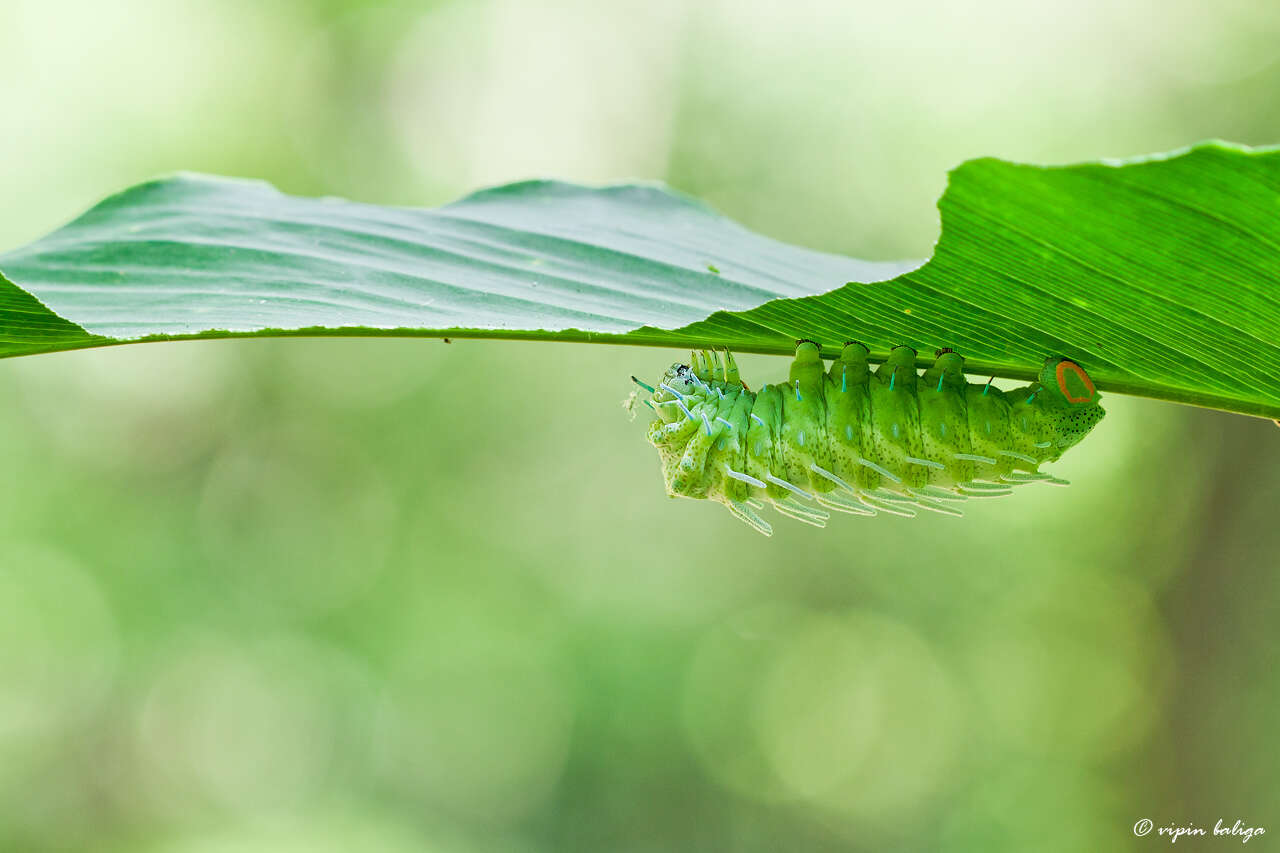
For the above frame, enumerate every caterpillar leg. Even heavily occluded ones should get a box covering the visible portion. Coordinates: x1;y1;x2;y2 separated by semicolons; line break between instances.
782;340;836;495
875;345;918;392
722;348;740;386
787;340;825;402
691;350;713;383
868;346;931;490
921;348;966;393
829;341;870;392
684;348;744;391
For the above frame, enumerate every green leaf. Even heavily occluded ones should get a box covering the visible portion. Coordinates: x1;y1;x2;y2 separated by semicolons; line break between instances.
2;141;1278;419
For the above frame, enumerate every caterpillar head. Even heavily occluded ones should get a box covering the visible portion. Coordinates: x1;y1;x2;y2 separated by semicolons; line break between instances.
645;362;703;424
660;363;698;394
1032;357;1106;453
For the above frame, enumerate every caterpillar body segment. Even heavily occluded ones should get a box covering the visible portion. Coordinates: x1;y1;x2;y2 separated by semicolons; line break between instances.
639;343;1105;536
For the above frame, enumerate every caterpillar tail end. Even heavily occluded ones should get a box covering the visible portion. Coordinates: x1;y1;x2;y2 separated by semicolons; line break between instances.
1030;357;1106;457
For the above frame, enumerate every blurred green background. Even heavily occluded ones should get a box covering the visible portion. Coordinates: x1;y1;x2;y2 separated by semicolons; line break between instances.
2;0;1279;850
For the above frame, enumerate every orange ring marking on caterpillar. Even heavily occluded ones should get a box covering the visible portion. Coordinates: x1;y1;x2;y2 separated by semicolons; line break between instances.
1055;360;1095;404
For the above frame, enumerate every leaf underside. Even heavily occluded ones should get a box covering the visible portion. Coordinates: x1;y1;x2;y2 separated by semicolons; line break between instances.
1;141;1277;419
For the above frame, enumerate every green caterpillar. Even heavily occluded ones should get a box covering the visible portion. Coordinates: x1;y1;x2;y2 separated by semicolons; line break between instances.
630;341;1104;536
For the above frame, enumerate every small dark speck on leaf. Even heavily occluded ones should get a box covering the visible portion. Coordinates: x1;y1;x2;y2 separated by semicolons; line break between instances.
443;338;451;344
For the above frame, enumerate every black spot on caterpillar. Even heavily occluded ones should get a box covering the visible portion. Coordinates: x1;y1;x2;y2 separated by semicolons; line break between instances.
630;341;1104;536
